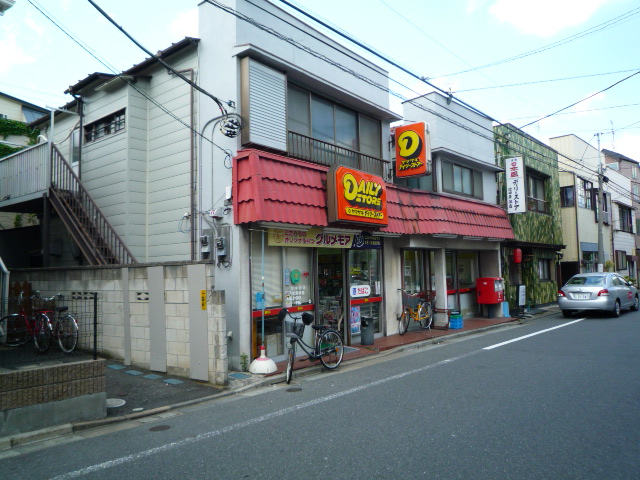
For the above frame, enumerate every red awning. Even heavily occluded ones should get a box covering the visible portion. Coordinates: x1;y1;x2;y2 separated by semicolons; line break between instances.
233;149;514;240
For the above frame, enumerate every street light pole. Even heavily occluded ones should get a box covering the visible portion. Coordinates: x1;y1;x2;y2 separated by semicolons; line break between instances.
596;133;605;273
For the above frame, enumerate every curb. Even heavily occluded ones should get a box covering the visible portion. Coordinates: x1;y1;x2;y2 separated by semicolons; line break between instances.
1;307;559;450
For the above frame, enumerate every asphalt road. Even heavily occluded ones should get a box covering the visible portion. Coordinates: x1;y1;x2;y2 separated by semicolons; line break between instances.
3;310;639;479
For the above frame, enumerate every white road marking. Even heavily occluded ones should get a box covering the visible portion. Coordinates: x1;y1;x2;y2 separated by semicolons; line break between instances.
483;318;585;350
49;350;480;479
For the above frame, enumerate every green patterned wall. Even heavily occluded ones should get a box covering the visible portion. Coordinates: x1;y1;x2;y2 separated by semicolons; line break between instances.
495;124;562;307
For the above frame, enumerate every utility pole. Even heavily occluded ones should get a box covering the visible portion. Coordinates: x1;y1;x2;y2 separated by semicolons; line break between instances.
596;133;605;273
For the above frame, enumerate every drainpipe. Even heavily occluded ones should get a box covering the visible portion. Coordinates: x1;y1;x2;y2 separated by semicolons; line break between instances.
175;69;196;261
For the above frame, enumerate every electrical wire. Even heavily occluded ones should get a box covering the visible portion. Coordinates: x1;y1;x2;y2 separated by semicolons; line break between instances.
27;0;233;156
519;70;640;129
87;0;230;117
433;6;640;79
208;0;635;199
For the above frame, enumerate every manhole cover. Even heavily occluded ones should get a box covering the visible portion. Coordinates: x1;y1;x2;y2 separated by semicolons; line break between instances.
149;425;171;432
106;398;126;408
286;387;302;392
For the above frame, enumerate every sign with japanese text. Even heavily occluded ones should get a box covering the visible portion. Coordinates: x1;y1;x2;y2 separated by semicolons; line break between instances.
268;228;382;249
506;156;526;214
327;166;388;226
350;285;371;298
395;122;431;178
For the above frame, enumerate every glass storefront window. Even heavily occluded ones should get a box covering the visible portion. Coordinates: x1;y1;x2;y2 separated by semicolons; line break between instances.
348;248;382;335
403;250;424;294
250;230;314;359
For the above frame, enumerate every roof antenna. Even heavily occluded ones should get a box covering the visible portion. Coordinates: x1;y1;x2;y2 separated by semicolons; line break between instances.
610;120;615;151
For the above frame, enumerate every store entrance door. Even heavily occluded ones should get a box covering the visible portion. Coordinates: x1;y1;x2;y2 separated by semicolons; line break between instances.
317;248;346;340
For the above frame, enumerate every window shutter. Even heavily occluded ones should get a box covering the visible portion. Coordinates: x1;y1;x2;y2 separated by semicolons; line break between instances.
240;58;287;151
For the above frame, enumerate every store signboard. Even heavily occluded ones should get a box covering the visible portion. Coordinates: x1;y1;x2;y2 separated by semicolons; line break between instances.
395;122;431;178
506;156;526;214
327;166;388;226
268;227;382;249
350;285;371;298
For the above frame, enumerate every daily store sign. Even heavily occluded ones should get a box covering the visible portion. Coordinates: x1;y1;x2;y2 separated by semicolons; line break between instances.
395;121;431;178
506;156;526;214
327;166;388;226
268;227;382;249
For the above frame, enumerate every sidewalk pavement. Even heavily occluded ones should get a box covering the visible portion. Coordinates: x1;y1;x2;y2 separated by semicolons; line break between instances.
1;305;559;450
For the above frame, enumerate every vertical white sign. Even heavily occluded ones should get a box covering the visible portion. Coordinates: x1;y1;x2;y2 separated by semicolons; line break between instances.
506;156;526;214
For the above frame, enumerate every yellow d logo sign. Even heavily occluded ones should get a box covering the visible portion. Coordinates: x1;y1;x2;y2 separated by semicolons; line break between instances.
397;130;423;160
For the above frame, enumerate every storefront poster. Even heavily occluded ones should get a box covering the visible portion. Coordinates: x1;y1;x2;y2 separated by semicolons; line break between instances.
506;156;526;214
395;122;431;178
350;306;361;335
327;166;388;226
268;228;382;249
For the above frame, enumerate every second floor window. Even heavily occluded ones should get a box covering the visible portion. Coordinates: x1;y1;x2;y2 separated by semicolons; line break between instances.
527;172;548;213
84;109;125;143
618;205;633;233
442;160;483;199
287;85;381;158
560;186;575;207
577;178;592;209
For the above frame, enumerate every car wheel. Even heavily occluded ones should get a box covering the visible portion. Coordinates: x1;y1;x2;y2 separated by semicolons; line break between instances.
631;295;639;311
562;310;572;318
611;300;621;318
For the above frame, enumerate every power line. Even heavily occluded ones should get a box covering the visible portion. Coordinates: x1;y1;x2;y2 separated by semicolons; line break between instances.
433;6;640;79
27;0;232;155
457;68;640;93
210;0;635;198
87;0;231;117
519;70;640;129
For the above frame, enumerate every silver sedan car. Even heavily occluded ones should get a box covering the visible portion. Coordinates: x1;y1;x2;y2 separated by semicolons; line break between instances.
558;272;639;317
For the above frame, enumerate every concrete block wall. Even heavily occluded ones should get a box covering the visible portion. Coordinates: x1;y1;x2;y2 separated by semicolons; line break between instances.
10;262;228;386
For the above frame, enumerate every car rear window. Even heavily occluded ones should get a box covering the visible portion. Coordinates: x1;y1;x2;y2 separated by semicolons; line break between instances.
567;276;605;286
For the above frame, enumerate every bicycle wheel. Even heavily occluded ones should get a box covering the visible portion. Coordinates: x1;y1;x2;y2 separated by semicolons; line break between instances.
33;313;52;353
57;315;79;353
318;330;343;369
418;302;433;329
398;308;410;335
286;342;296;384
0;314;27;346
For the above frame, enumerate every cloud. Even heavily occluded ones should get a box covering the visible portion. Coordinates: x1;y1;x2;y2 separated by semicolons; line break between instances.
169;7;198;39
489;0;613;37
0;30;35;74
610;132;640;161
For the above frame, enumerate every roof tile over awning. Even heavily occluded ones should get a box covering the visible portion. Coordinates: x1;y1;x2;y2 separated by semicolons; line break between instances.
234;149;514;240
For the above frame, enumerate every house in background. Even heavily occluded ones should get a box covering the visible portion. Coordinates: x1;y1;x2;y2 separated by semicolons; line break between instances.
494;124;563;309
603;149;640;282
551;134;620;279
0;92;47;232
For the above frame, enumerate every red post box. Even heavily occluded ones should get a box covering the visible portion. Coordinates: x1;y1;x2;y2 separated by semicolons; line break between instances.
476;277;505;304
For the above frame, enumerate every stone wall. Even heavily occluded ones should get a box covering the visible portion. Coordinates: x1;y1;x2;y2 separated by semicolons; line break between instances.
0;360;106;437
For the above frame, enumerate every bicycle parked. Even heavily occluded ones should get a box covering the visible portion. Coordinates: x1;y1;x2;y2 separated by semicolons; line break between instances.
32;292;79;354
0;291;52;353
278;307;344;384
398;289;434;335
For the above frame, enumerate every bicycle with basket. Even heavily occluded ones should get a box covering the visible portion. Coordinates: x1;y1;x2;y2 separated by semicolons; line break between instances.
398;289;434;335
278;307;344;384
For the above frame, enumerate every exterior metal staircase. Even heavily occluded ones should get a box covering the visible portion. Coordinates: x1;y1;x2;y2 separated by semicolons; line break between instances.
49;145;136;265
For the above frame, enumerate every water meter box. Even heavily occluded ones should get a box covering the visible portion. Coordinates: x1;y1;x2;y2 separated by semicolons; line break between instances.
476;277;505;304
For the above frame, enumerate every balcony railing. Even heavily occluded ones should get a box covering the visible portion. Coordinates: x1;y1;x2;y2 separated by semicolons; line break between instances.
0;143;49;204
287;131;389;180
527;196;549;214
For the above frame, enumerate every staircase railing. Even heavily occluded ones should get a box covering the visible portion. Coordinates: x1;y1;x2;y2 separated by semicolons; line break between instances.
49;145;137;265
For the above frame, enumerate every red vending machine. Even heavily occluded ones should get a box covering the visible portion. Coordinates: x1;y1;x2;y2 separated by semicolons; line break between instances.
476;277;505;304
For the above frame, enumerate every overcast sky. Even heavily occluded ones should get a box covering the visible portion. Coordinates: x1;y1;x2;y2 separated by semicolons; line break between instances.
2;0;639;160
